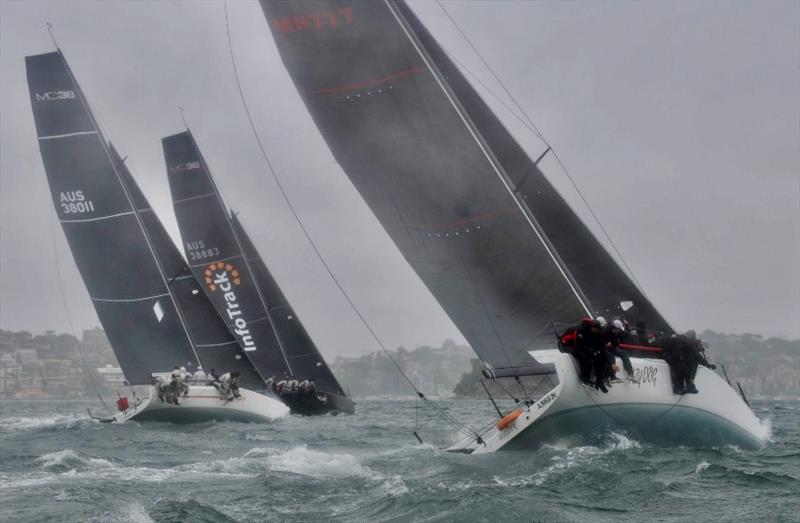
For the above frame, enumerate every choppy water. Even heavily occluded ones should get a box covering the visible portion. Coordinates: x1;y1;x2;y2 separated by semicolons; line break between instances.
0;398;797;522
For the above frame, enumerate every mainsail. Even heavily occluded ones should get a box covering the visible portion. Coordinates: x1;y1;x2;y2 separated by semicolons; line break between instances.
27;51;262;387
164;131;292;382
230;213;345;396
259;0;673;369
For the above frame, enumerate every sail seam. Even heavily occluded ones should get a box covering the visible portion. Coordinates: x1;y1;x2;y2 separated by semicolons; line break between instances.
172;192;216;205
38;130;97;140
385;0;592;317
91;292;170;303
60;210;135;223
195;340;239;348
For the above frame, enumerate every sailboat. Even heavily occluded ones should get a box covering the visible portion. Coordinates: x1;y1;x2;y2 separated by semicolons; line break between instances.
163;130;354;415
256;0;768;450
26;50;289;423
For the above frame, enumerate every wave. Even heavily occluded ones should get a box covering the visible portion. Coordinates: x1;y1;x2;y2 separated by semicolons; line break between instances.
494;432;642;488
2;446;409;497
0;414;92;432
0;449;259;490
266;445;382;480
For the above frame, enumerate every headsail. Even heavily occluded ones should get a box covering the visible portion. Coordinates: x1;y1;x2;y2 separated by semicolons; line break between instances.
259;0;672;369
27;51;197;384
230;213;346;396
164;131;292;381
108;146;266;390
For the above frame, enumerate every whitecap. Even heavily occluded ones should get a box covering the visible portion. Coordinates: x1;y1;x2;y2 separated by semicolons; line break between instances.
0;414;91;432
695;461;711;475
266;445;382;480
120;502;155;523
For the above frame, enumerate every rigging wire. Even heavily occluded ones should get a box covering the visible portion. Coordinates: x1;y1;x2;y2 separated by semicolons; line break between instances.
435;0;650;300
223;2;478;440
48;204;112;414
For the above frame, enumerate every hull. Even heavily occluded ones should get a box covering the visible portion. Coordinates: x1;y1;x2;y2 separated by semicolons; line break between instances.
279;390;356;416
450;350;768;453
112;385;289;424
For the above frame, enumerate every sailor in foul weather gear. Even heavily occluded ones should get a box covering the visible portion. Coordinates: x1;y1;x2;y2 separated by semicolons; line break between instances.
217;372;242;400
574;318;596;385
153;376;169;403
609;319;638;383
192;366;207;383
168;366;184;405
275;380;287;394
680;330;715;394
299;379;311;394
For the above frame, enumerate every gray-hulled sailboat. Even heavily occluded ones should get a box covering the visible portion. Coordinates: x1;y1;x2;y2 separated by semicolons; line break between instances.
26;50;288;423
163;131;354;415
257;0;767;450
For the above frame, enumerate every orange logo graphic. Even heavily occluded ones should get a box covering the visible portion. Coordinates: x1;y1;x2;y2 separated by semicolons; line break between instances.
205;262;241;292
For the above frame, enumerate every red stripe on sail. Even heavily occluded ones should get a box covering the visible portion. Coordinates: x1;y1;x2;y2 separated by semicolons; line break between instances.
305;67;427;95
416;208;520;231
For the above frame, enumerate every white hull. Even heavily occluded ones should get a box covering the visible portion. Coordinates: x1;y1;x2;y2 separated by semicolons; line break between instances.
449;350;769;454
111;385;289;424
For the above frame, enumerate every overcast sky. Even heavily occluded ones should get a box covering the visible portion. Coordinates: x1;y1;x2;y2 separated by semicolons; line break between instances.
1;0;798;359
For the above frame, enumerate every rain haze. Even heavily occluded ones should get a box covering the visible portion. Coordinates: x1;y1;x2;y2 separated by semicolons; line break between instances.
1;0;798;361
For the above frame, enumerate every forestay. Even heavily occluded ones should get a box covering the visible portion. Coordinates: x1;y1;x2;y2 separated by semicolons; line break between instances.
259;1;672;370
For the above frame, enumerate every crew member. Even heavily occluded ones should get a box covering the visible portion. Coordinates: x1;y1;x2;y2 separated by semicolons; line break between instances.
192;366;207;384
574;317;596;386
609;319;638;383
681;330;716;394
589;320;610;393
169;366;184;405
662;334;688;394
275;379;286;395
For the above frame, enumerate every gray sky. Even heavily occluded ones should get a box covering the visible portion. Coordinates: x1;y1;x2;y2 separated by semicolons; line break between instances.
1;0;798;359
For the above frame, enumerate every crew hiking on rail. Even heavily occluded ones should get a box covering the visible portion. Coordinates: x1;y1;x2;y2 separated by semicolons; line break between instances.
152;365;244;404
561;317;715;395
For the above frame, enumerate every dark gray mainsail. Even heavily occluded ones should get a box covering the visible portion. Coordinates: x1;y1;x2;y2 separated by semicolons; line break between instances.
230;212;346;396
259;0;673;370
164;131;293;381
27;50;262;387
108;145;266;390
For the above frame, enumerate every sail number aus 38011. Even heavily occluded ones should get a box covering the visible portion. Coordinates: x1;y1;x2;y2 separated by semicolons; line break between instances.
59;190;94;215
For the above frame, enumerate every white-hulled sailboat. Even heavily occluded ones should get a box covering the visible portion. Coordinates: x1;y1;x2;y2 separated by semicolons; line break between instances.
26;50;288;424
256;0;768;450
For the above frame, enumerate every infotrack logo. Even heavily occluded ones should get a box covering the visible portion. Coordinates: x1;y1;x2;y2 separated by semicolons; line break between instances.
205;262;255;352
